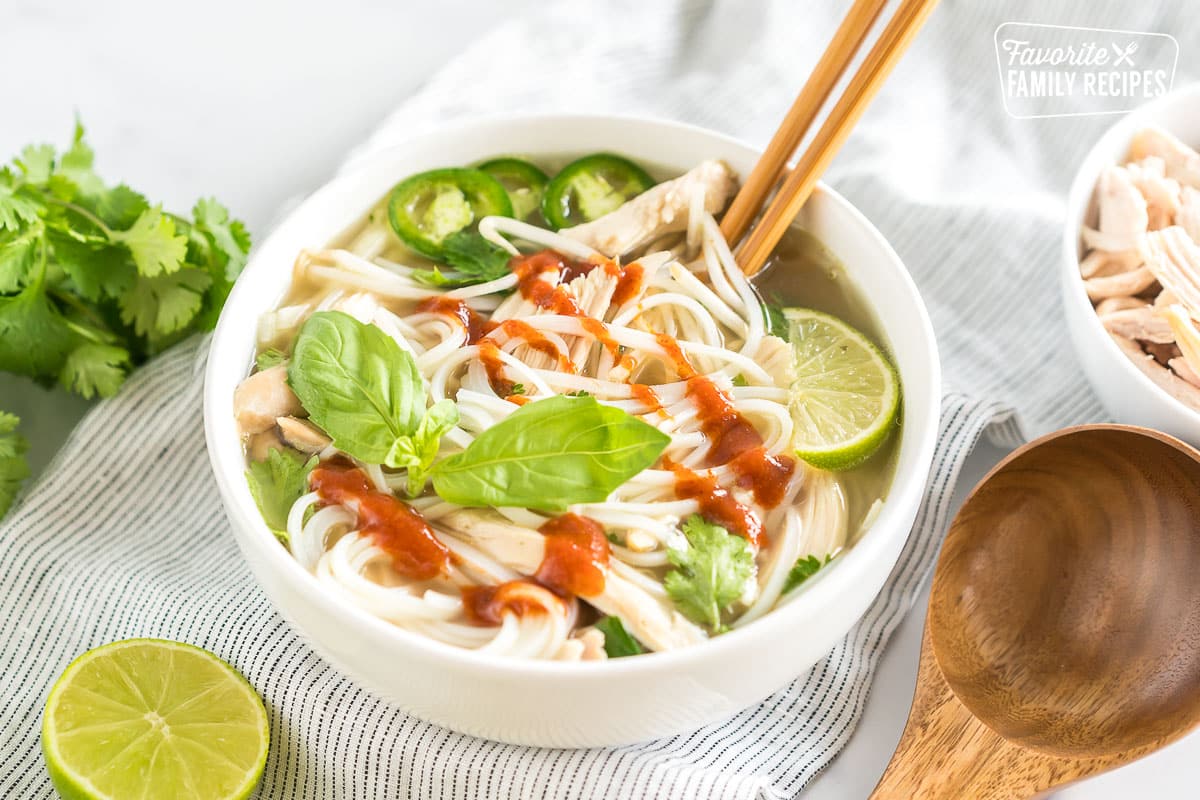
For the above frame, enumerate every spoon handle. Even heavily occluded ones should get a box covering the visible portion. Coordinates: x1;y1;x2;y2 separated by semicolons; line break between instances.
869;627;1061;800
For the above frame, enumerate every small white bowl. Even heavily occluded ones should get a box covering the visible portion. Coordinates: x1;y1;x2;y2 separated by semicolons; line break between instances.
1062;83;1200;443
203;114;940;747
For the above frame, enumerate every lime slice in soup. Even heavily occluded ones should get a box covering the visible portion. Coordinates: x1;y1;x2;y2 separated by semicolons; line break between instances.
42;639;269;800
785;308;900;470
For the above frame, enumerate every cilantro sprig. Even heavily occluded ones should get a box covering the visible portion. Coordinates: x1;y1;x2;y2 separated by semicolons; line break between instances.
0;121;251;520
664;515;755;632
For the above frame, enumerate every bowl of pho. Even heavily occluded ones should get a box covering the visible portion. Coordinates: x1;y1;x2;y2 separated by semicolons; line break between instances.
203;114;939;747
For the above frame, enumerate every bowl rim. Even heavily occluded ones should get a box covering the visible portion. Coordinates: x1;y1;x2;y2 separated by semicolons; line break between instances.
1061;82;1200;426
203;111;942;677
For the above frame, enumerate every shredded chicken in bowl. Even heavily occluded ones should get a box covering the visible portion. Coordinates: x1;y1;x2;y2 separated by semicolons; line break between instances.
1081;125;1200;410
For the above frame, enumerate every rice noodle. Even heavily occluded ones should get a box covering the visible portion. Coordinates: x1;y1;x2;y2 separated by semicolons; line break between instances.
246;160;870;660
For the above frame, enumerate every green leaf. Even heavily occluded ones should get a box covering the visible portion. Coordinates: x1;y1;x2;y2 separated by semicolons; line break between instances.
664;515;754;631
385;398;459;495
255;348;287;371
58;343;131;399
112;206;188;276
118;268;212;336
763;302;789;341
94;184;149;229
412;231;512;288
594;616;644;658
0;186;41;233
0;411;30;520
17;144;55;183
192;197;251;281
431;395;669;512
781;554;831;595
0;226;42;292
246;448;317;536
55;122;104;198
0;281;78;381
47;228;136;301
287;311;426;464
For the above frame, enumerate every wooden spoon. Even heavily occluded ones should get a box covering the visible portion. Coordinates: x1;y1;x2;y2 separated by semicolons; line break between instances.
871;425;1200;799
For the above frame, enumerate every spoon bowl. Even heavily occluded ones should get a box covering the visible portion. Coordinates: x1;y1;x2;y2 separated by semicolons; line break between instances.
873;425;1200;798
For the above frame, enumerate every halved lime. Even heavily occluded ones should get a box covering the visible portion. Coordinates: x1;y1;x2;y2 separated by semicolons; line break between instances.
42;639;269;800
785;308;900;470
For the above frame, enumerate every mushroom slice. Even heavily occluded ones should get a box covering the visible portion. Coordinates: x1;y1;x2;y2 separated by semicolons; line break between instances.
1142;227;1200;319
1129;126;1200;188
561;160;737;257
1110;333;1200;411
234;365;303;436
277;416;332;454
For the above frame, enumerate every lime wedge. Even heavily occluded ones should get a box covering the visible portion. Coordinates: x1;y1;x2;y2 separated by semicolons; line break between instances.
42;639;269;800
785;308;900;470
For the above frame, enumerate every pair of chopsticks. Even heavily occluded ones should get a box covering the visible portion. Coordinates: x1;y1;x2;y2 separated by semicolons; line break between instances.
724;0;940;277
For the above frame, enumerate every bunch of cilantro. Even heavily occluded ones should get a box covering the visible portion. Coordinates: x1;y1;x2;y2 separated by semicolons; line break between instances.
0;122;250;519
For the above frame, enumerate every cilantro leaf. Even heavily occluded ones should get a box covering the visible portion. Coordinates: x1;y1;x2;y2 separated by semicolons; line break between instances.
59;343;132;399
47;229;136;301
246;448;317;537
94;184;149;229
55;121;105;198
594;616;644;658
119;268;212;336
0;281;79;380
781;554;832;595
255;348;287;371
192;197;250;281
763;302;789;341
0;186;40;232
0;227;42;292
112;207;188;276
412;231;512;287
385;398;459;495
16;145;55;183
0;411;30;519
664;515;755;631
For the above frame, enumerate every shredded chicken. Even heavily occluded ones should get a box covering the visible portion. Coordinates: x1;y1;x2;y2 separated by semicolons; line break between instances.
1100;307;1174;343
1129;125;1200;188
1080;128;1200;412
561;160;737;256
438;509;707;651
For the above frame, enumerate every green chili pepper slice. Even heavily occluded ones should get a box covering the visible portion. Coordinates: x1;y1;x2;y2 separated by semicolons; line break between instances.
541;153;656;230
477;158;550;222
387;168;513;259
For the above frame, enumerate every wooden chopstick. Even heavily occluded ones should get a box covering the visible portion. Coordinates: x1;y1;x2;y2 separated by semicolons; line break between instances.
736;0;940;277
719;0;888;247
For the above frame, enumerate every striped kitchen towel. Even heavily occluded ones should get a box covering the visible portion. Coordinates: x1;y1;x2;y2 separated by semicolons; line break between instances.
6;0;1191;796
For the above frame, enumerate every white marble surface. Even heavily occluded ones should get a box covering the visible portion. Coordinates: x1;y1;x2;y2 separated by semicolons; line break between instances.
2;1;1195;796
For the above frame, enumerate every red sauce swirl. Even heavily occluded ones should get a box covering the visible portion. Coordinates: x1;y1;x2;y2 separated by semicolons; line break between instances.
535;513;610;598
309;460;451;580
415;296;495;344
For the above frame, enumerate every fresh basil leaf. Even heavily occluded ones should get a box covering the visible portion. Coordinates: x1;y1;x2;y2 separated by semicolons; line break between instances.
664;515;754;632
431;395;668;512
781;553;832;595
385;398;459;495
246;448;317;538
594;616;644;658
287;311;425;464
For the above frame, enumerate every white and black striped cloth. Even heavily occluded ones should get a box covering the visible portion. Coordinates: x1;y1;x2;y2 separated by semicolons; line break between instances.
4;1;1193;797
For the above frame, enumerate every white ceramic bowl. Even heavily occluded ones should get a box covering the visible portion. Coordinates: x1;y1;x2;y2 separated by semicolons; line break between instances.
203;114;940;747
1062;84;1200;444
